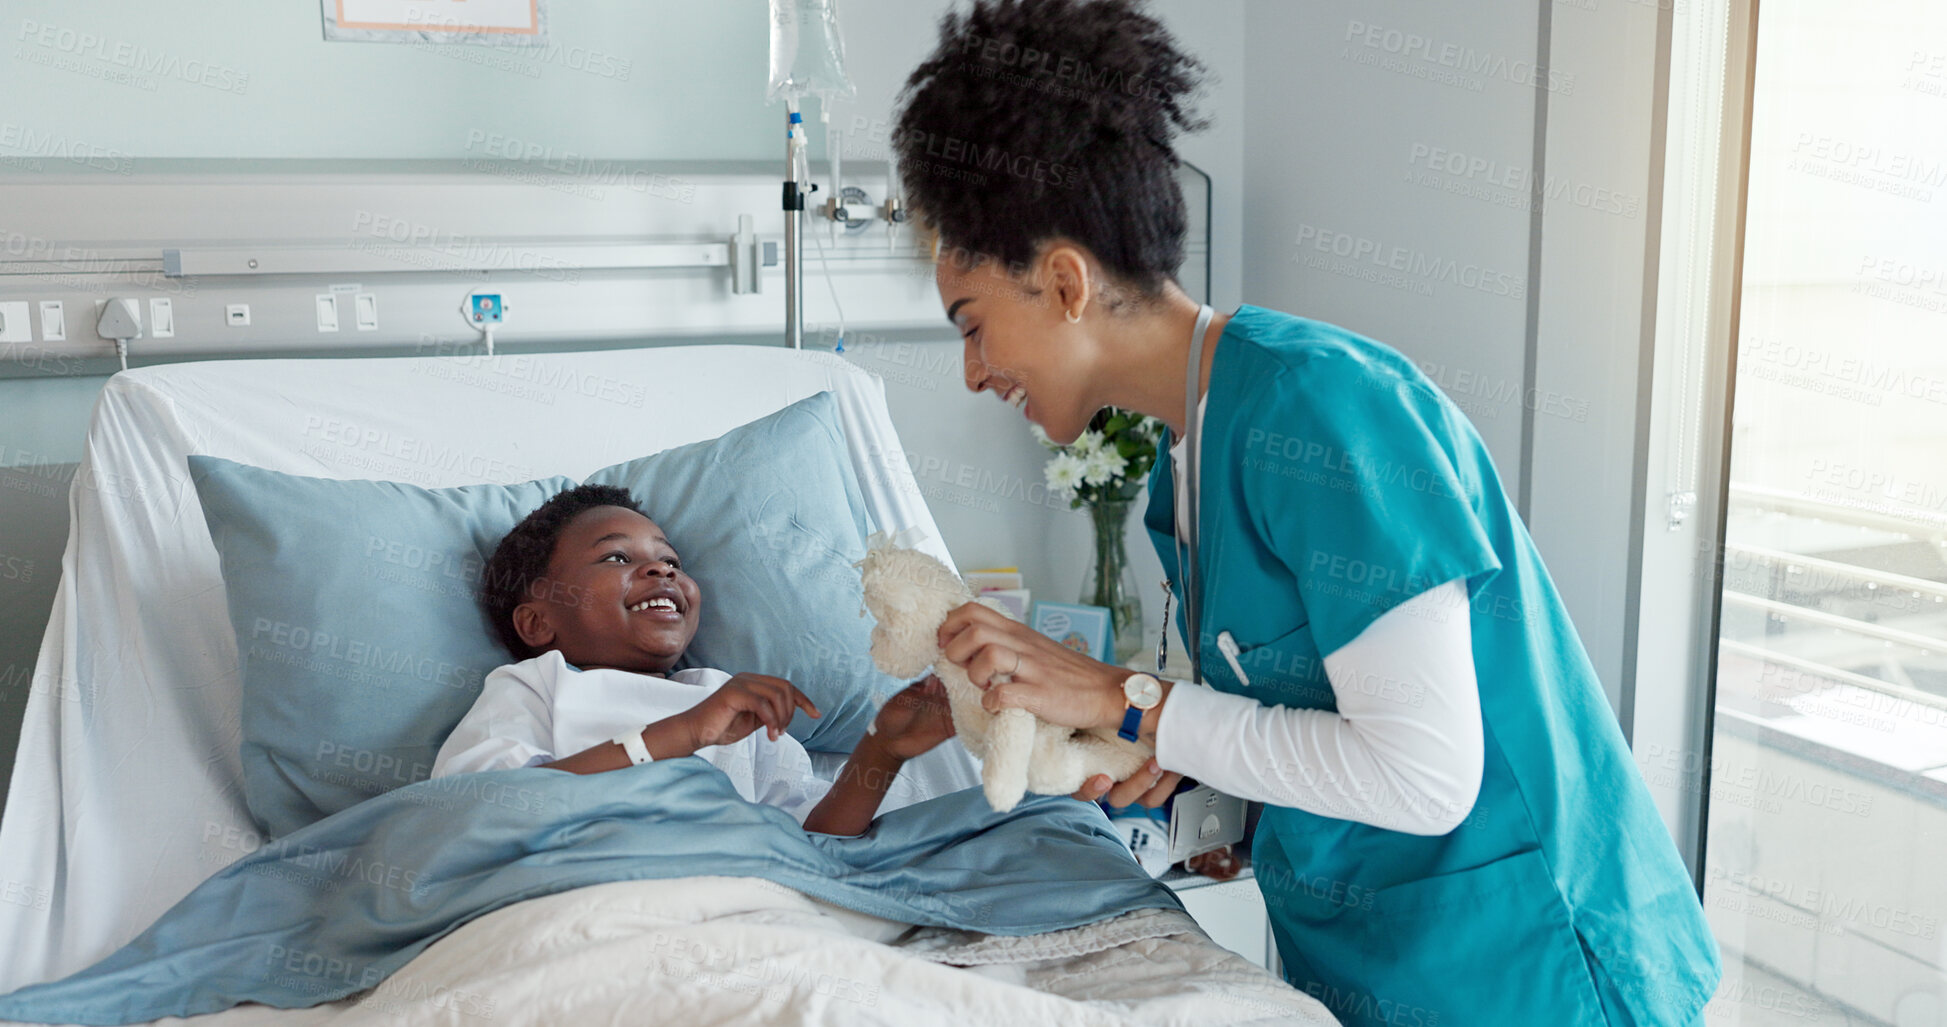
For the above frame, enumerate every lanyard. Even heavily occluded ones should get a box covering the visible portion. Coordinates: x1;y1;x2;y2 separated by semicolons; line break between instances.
1165;304;1216;687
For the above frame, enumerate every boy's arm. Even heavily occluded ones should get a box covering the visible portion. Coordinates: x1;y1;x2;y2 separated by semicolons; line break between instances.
434;664;556;778
801;735;907;836
545;673;812;776
803;677;954;835
541;714;697;775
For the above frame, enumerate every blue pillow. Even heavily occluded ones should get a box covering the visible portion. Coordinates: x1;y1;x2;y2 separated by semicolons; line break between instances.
189;467;576;839
191;391;903;839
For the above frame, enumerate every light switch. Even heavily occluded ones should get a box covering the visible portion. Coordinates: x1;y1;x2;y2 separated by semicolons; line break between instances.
316;294;339;333
39;300;64;341
355;293;378;331
0;301;29;344
149;298;174;338
226;304;250;327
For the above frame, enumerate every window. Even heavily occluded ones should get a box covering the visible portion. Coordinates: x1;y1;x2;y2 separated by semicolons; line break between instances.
1701;2;1947;1021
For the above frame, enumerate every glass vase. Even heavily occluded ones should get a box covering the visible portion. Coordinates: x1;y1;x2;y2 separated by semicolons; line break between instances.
1080;495;1145;666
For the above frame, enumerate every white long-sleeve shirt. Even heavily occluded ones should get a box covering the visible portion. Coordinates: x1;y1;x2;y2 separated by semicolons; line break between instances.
431;650;831;825
1156;398;1485;836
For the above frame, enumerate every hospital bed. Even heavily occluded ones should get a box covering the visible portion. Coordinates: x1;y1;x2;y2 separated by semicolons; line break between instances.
0;345;1331;1025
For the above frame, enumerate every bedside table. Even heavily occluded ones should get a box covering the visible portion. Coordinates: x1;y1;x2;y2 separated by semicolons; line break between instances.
1164;862;1280;978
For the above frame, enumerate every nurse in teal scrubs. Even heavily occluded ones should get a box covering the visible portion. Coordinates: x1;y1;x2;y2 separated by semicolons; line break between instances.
894;1;1720;1024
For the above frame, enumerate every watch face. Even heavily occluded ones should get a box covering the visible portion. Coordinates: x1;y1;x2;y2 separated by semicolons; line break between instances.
1125;673;1163;709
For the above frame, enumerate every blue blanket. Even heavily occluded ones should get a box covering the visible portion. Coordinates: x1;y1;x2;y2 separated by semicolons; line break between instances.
0;759;1182;1025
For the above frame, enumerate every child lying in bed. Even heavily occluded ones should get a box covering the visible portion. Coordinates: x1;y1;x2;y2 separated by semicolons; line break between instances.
432;483;956;837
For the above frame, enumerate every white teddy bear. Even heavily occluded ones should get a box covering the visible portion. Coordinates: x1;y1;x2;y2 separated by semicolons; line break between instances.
857;534;1153;813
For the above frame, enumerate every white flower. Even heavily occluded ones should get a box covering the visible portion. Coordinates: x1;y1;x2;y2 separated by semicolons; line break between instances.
1081;447;1127;486
1044;453;1087;499
1029;423;1057;449
1069;430;1105;457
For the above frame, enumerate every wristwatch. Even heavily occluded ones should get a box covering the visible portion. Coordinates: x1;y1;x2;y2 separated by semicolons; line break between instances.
1117;673;1165;743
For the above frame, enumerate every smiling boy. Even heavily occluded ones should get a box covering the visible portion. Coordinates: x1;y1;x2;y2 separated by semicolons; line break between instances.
432;484;955;836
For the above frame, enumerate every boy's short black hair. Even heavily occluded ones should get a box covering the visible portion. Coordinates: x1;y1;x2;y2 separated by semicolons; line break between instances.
480;483;646;659
892;0;1208;302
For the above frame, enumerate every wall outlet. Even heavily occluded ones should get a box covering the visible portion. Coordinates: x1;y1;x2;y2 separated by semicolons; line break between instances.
0;302;29;344
0;302;30;344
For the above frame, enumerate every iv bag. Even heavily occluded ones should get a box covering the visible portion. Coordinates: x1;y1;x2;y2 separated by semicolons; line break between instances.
767;0;856;104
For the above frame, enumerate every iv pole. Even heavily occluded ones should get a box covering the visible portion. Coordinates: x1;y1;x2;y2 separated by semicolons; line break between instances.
783;100;807;349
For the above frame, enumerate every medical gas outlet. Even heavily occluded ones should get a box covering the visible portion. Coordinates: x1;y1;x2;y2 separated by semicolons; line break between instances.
461;290;507;355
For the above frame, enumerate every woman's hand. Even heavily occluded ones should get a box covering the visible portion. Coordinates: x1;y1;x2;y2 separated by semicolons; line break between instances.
937;602;1184;807
868;675;957;759
936;601;1127;730
681;673;820;750
1072;759;1184;809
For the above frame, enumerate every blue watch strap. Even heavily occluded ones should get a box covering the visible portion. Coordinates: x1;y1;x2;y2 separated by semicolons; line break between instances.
1118;703;1144;743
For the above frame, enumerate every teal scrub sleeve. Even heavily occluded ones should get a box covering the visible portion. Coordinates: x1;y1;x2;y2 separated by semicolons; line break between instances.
1238;351;1502;657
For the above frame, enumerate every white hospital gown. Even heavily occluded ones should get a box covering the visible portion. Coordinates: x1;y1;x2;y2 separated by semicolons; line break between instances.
431;649;832;825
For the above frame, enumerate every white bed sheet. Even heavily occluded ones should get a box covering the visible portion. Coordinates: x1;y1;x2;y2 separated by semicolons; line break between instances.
0;877;1337;1026
0;345;981;993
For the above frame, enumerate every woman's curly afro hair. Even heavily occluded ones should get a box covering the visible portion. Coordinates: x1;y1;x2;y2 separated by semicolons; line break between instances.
892;0;1208;302
479;483;647;660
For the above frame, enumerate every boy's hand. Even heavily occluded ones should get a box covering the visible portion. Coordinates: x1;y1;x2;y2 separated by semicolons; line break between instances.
682;673;820;750
868;676;957;760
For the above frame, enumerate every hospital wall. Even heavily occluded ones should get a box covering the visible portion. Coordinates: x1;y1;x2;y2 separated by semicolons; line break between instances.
1239;1;1667;738
0;0;1244;808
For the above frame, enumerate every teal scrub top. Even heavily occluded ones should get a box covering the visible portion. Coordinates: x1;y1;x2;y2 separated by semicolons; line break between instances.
1146;306;1720;1027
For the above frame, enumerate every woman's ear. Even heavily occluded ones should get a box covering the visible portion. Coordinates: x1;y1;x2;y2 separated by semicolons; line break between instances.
1042;244;1094;323
511;601;554;650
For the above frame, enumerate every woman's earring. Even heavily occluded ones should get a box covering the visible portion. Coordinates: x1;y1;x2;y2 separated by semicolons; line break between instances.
1064;309;1081;324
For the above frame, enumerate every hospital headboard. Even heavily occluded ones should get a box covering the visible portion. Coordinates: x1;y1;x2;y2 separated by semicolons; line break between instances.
0;344;959;991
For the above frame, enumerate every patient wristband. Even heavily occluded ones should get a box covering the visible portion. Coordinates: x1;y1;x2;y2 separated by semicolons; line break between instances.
613;728;653;766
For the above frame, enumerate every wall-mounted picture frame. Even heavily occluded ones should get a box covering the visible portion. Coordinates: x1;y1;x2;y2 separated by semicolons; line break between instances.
322;0;548;46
